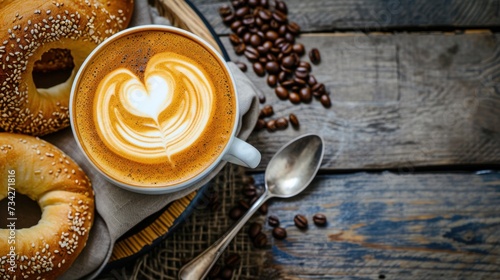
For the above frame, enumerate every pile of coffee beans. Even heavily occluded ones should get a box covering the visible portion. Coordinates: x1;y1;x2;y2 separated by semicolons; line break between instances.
219;0;331;132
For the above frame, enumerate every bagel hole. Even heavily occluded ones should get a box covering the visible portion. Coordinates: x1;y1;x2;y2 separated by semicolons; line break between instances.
0;193;42;229
32;48;75;89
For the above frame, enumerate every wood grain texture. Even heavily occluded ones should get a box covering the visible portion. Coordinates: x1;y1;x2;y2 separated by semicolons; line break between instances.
191;0;500;34
220;32;500;170
250;171;500;279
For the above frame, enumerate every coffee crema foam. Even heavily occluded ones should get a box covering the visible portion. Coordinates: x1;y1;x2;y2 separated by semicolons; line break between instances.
95;52;214;164
73;30;236;187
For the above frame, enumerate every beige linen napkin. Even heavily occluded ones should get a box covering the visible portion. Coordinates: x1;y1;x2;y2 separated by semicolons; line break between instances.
42;1;260;279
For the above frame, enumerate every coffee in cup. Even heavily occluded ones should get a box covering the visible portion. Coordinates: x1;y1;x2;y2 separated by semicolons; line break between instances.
70;25;260;193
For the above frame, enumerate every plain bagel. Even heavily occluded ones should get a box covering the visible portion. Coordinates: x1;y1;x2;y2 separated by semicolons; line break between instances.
0;132;95;279
0;0;134;136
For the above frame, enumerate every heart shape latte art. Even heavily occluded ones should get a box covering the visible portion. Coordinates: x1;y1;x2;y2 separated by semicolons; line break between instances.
94;52;214;164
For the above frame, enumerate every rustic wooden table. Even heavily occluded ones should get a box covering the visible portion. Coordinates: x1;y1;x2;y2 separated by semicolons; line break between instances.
188;0;500;279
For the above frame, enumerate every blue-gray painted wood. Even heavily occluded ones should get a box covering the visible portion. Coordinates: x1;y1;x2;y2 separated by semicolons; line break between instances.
191;0;500;34
248;171;500;279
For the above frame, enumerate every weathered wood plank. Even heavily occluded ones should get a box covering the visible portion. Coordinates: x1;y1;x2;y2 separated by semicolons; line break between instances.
220;32;500;170
192;0;500;35
250;171;500;279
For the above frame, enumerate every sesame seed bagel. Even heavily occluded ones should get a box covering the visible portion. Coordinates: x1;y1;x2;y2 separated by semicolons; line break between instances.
0;0;134;136
0;132;94;279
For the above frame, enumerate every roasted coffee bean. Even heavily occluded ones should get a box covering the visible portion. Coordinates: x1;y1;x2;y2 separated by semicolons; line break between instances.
248;222;262;239
248;0;259;7
259;202;268;214
280;79;295;87
235;6;250;17
263;40;274;50
270;47;281;55
294;214;308;229
235;61;247;72
275;37;286;47
291;85;301;92
268;215;280;227
266;53;277;62
309;48;321;64
275;0;288;14
261;104;274;117
255;16;264;27
276;117;289;129
258;9;272;21
272;227;287;240
278;71;287;82
287;21;301;34
253;232;268;248
236;25;248;36
250;34;262;47
259;94;266;104
299;87;312;103
255;118;266;130
229;206;244;220
242;32;252;44
259;56;268;64
225;253;241;268
278;24;287;36
293;43;305;55
230;20;243;32
267;74;278;87
221;267;233;280
270;19;280;30
244;47;259;60
293;77;307;86
260;0;270;8
320;94;331;108
284;32;295;43
280;42;293;55
289;92;301;104
266;119;277;131
253;62;265;76
234;43;246;55
308;75;317;86
229;34;242;45
295;67;309;79
276;52;284;63
281;55;296;69
242;14;255;26
208;264;222;278
265;30;279;41
289;113;299;128
313;213;327;226
222;13;236;25
231;0;244;8
275;86;289;100
219;5;232;17
272;10;287;23
257;45;269;54
299;61;311;71
243;184;258;197
265;61;280;74
311;82;326;95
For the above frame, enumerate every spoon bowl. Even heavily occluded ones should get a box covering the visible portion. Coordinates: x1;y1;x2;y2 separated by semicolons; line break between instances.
266;134;324;198
179;134;324;280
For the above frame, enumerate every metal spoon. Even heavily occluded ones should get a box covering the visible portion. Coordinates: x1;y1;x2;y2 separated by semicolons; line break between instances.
178;133;324;280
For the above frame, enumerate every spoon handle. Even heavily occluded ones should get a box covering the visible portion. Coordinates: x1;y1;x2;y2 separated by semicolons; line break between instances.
178;190;270;280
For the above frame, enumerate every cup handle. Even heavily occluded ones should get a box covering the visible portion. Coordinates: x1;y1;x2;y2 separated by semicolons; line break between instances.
222;138;261;168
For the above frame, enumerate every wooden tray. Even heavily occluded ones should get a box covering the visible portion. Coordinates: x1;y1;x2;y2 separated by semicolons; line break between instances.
103;0;229;270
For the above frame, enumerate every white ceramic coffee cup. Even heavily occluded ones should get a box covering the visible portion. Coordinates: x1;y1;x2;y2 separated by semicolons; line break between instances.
70;25;261;194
